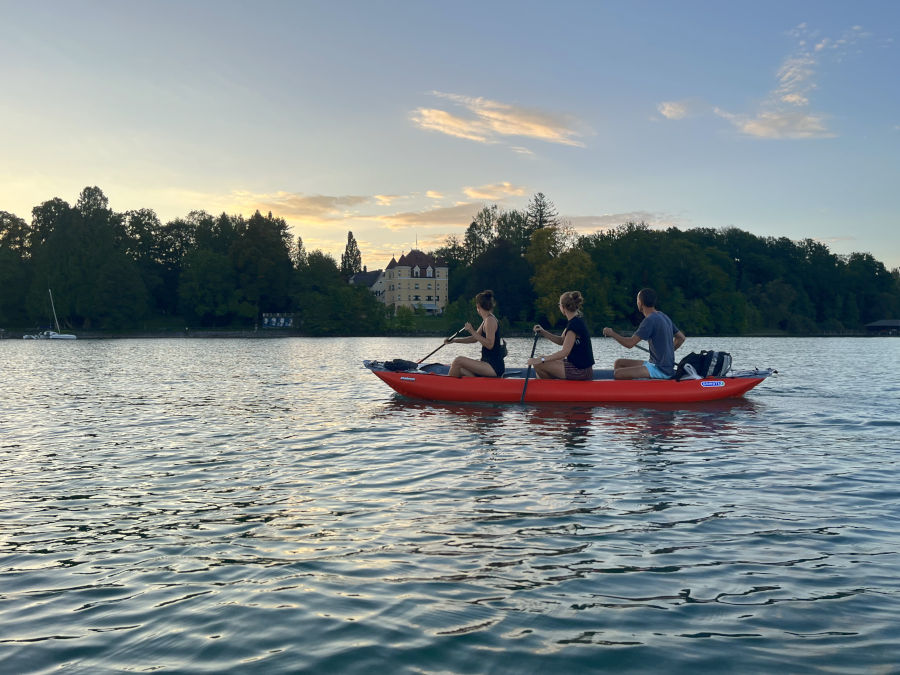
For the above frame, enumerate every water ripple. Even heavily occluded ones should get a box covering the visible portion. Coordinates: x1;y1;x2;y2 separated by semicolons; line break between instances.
2;337;900;673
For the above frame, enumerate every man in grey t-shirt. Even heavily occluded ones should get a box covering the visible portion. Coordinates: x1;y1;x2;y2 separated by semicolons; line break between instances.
602;288;686;379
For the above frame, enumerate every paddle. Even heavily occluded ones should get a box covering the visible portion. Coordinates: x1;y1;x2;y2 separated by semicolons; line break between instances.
520;331;540;403
416;326;466;364
604;331;650;353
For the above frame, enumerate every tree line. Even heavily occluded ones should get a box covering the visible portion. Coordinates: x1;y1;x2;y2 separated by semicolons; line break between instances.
2;187;898;335
437;193;900;335
0;187;386;334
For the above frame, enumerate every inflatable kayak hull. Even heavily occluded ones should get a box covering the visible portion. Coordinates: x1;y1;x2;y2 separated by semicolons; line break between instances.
364;362;772;403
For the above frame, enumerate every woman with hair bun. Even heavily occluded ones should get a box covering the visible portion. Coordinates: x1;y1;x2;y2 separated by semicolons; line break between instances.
445;290;505;377
528;290;595;380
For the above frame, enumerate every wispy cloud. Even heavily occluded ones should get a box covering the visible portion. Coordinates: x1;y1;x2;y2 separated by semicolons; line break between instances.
171;189;373;227
462;181;527;200
237;191;371;222
567;211;682;234
657;101;690;120
714;108;832;139
373;194;403;206
376;202;481;231
712;24;870;139
411;92;591;148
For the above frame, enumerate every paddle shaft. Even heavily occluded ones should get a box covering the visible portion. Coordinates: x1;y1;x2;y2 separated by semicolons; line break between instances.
520;332;540;403
606;333;650;354
416;327;466;364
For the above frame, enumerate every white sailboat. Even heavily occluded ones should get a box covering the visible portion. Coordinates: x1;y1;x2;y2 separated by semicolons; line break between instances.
23;289;77;340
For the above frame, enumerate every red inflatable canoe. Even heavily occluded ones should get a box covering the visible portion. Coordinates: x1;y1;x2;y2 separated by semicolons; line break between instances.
364;361;774;403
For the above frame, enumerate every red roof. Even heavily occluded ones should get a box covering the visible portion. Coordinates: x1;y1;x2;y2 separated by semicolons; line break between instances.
390;249;446;268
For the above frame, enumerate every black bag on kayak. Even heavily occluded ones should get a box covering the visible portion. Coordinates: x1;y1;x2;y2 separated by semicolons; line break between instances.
675;350;732;380
383;358;419;372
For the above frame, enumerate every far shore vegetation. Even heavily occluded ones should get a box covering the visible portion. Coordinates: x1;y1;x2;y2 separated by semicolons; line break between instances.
2;187;899;338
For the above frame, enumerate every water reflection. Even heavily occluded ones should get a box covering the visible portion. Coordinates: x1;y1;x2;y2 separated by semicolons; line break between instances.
378;399;507;448
379;396;760;454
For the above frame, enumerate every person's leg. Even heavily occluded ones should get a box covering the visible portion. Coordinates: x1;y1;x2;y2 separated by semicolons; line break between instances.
613;363;651;380
613;358;644;370
533;360;565;379
644;362;670;379
449;356;497;377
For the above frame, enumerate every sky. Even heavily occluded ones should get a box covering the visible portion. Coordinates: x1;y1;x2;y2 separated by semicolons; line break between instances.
1;1;899;272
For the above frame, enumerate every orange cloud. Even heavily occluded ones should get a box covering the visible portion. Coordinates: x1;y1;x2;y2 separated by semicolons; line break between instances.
411;92;590;148
462;181;526;200
376;202;480;231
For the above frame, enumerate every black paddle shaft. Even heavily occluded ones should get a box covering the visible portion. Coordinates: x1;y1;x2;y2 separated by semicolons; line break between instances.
606;333;650;354
416;326;466;364
520;332;540;403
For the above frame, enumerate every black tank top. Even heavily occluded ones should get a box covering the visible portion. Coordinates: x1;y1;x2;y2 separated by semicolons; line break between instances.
480;319;505;376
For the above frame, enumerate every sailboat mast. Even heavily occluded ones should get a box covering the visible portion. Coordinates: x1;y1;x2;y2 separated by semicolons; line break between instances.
48;289;61;333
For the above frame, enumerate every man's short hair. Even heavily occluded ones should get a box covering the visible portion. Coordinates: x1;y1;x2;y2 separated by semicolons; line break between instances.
638;288;657;308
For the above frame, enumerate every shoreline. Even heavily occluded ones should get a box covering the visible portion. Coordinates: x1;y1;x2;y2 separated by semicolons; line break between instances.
2;329;887;340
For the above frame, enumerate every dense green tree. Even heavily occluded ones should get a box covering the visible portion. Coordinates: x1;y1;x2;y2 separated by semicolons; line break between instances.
293;249;386;334
463;206;499;264
494;209;530;255
464;239;535;322
27;189;147;329
0;211;30;325
155;216;198;316
231;211;293;315
0;211;30;257
178;213;244;325
29;197;70;255
0;222;28;327
432;234;467;275
121;208;169;313
178;248;246;325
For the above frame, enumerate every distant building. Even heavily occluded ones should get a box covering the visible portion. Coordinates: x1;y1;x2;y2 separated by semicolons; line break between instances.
360;250;448;315
865;319;900;335
261;313;295;328
350;267;385;304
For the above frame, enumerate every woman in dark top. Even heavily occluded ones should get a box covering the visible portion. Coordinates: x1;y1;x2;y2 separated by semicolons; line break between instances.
528;290;595;380
445;290;505;377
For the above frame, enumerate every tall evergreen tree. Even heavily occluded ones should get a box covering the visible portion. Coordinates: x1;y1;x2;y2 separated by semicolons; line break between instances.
525;192;559;232
340;231;362;277
293;235;308;269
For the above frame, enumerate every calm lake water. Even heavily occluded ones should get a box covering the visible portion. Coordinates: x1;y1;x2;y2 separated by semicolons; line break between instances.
2;336;899;674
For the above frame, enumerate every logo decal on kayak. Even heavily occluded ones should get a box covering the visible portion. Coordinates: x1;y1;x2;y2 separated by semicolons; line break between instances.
701;380;725;387
400;376;416;381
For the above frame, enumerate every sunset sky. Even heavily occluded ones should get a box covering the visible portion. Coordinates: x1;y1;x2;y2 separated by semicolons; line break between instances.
2;1;898;271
